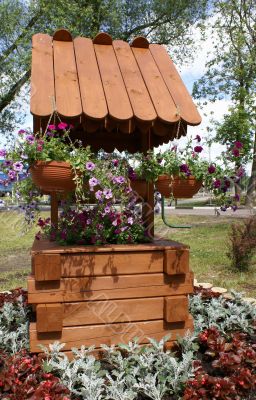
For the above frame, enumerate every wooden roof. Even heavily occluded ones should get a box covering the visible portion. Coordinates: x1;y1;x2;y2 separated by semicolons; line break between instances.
30;29;201;152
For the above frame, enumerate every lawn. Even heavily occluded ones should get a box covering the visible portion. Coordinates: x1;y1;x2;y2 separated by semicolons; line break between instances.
0;210;255;297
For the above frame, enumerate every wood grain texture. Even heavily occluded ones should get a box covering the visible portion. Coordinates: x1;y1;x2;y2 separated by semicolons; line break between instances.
164;295;189;323
30;316;194;352
164;249;189;275
62;297;163;326
132;47;179;124
30;33;55;117
31;238;188;255
94;43;133;121
34;254;61;281
113;40;156;123
53;39;82;117
60;251;163;277
74;37;107;120
150;44;201;126
27;272;194;303
37;303;63;332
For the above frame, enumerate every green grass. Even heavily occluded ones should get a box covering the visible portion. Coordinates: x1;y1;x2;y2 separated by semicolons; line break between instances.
155;214;256;297
0;211;255;297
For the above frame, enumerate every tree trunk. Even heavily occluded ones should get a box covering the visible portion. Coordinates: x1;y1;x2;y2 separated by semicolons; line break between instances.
245;130;256;207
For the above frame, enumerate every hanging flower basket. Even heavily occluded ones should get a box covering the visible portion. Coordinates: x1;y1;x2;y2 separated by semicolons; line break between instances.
156;174;202;199
30;161;76;193
130;178;148;200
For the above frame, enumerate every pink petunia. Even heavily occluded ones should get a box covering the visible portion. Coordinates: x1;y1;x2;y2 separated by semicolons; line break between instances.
48;124;56;130
58;122;68;130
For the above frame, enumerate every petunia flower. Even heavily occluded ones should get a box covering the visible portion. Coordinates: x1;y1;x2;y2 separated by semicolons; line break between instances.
86;161;95;171
208;164;216;174
58;122;68;130
213;179;221;189
194;145;203;153
103;188;113;199
194;134;201;142
127;217;134;225
234;141;243;149
26;135;34;143
180;164;191;175
89;177;99;187
8;170;16;180
13;161;24;172
113;175;126;184
112;159;119;167
95;190;103;200
18;129;26;135
48;124;56;130
232;148;240;157
0;149;7;157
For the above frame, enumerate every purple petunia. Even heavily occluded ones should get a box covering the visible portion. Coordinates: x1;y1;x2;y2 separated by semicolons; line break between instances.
236;167;245;177
194;145;203;153
86;218;92;225
13;162;24;172
18;129;26;135
103;188;113;199
112;159;119;167
232;148;240;157
128;167;137;181
113;175;126;184
208;164;216;174
104;206;111;214
127;217;134;225
194;135;201;142
234;141;243;149
213;179;221;189
180;164;191;175
26;135;34;143
0;149;6;157
234;194;240;201
112;219;118;226
95;190;103;200
89;177;99;187
86;161;95;171
8;170;16;180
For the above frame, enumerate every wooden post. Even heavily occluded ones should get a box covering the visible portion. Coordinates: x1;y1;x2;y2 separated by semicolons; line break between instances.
51;193;58;228
141;130;154;238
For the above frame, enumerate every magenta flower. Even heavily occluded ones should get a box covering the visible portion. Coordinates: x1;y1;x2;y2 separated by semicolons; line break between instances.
48;124;56;130
128;167;137;181
86;218;92;225
194;135;201;142
95;190;103;200
37;145;43;152
8;170;16;180
232;148;240;157
58;122;68;130
86;161;95;171
3;160;12;167
234;141;243;149
208;164;216;174
13;162;24;172
18;129;26;135
180;164;191;175
234;194;240;201
112;159;119;167
113;175;126;184
171;145;177;152
237;167;245;177
103;188;113;199
194;145;203;153
89;177;99;187
112;219;118;226
0;149;7;157
104;206;111;214
213;179;221;189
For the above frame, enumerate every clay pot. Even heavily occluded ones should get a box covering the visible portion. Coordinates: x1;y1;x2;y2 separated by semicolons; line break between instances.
156;174;202;198
130;179;148;200
30;161;76;193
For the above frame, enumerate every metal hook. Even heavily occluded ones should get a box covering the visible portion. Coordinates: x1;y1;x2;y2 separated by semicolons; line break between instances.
161;197;191;229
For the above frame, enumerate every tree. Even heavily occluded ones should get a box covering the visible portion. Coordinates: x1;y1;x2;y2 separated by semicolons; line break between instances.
193;0;256;205
0;0;208;143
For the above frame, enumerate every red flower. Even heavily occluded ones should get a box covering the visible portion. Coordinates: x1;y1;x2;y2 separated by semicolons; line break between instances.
194;145;203;153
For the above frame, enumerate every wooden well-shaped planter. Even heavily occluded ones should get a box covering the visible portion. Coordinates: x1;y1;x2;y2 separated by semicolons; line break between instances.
28;29;201;353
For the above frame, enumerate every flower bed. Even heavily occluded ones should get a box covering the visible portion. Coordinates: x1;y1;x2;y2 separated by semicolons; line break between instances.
0;288;255;399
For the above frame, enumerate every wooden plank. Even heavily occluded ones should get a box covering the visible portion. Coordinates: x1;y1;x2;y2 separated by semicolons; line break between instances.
94;43;133;121
74;37;107;120
34;254;61;281
113;40;156;123
149;44;201;126
164;249;189;276
27;273;194;303
164;296;189;323
37;303;63;332
31;236;188;255
60;251;163;277
30;33;54;117
29;316;194;352
53;39;82;117
132;47;179;124
63;297;163;326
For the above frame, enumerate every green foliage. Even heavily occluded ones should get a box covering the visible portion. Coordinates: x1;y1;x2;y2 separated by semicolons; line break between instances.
0;0;208;140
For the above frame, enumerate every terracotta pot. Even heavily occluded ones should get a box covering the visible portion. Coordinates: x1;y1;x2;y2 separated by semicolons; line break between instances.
130;179;148;201
30;161;76;193
156;174;202;198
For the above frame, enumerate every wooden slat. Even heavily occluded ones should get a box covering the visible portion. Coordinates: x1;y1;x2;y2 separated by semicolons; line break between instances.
30;33;54;117
53;39;82;117
164;296;189;323
164;249;189;276
132;47;179;124
74;37;107;120
37;303;63;332
27;272;194;303
94;43;133;121
29;316;194;352
63;297;163;326
34;254;61;281
31;238;188;255
60;251;163;277
150;44;201;126
113;40;157;122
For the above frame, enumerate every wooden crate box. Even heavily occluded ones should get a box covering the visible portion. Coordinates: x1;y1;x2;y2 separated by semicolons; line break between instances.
28;238;194;353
